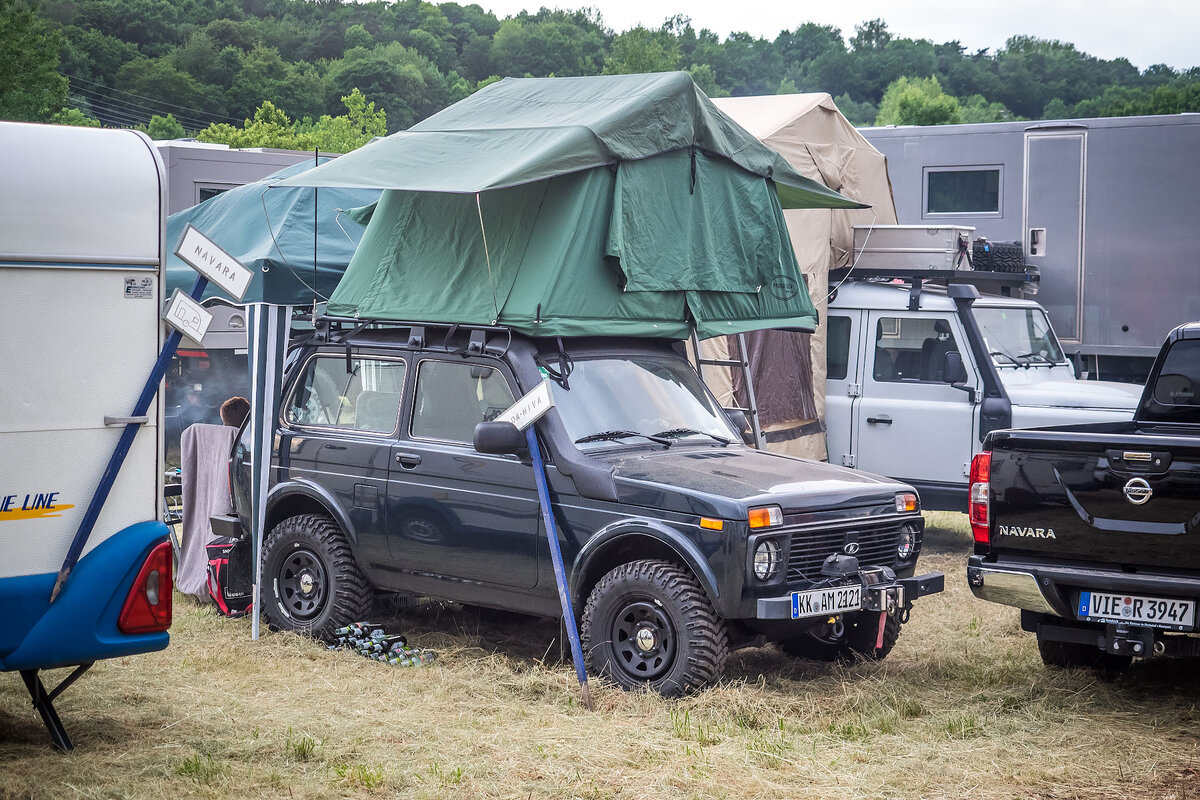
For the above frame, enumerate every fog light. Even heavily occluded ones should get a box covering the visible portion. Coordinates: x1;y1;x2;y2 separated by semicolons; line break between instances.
753;539;781;581
897;526;916;560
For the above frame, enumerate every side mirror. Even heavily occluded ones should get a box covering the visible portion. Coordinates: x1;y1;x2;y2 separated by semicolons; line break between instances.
942;351;968;385
473;421;527;456
942;351;977;403
723;408;755;446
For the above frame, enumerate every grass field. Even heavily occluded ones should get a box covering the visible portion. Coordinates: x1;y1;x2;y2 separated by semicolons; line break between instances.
3;512;1199;799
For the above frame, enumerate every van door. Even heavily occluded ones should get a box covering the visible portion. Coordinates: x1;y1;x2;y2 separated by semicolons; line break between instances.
824;310;863;467
852;312;979;491
386;357;539;589
1025;129;1086;342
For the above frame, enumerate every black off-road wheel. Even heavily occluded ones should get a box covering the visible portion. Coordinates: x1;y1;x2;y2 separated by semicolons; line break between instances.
780;612;901;662
261;514;372;640
581;560;728;697
1037;637;1132;678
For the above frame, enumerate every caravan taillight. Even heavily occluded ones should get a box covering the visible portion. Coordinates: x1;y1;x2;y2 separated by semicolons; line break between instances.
117;541;173;634
968;452;991;545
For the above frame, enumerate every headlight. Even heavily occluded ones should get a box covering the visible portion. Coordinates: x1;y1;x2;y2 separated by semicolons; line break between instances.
897;525;917;560
753;539;781;581
748;505;783;529
895;492;919;513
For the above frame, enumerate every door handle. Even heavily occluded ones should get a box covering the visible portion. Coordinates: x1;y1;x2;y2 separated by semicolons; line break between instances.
322;444;347;451
866;416;892;425
395;452;422;468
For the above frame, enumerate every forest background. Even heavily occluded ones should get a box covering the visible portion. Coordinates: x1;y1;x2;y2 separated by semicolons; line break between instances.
3;0;1199;151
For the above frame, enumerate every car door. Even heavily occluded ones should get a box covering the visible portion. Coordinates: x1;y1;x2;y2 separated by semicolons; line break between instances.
824;310;863;468
279;352;407;567
852;312;979;489
386;356;540;589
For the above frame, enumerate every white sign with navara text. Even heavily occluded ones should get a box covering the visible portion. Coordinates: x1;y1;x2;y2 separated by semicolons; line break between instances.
496;380;555;430
174;223;253;301
162;289;214;342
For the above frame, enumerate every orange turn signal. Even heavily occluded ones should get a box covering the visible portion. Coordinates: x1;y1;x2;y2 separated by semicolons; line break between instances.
747;506;783;529
699;517;724;531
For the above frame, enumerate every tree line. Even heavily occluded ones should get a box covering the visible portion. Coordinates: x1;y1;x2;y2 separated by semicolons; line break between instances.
3;0;1198;147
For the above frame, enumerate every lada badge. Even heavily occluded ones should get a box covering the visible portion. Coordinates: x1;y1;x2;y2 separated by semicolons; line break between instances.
1123;477;1153;505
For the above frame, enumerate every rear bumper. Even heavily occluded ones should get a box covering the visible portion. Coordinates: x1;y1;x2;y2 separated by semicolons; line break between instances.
967;555;1200;620
755;569;944;620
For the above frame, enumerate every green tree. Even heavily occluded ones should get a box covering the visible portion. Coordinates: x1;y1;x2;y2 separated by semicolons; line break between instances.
344;23;373;51
51;106;102;127
958;94;1019;123
1042;97;1071;119
875;76;961;125
325;42;448;131
147;111;185;139
603;27;679;74
196;90;387;153
686;64;727;97
0;0;68;121
832;93;877;126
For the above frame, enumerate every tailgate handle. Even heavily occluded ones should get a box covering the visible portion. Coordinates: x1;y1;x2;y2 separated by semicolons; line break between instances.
395;452;422;468
866;416;893;425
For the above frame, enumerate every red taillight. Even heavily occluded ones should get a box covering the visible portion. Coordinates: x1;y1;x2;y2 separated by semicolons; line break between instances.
118;541;174;634
969;451;991;544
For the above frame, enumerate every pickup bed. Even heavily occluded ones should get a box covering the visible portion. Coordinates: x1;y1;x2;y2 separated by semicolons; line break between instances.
966;321;1200;670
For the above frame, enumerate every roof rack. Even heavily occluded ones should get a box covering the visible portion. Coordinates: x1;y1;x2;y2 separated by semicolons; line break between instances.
829;265;1040;311
313;316;515;357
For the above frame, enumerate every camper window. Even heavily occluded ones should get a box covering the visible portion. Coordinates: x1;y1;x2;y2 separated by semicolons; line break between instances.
924;167;1001;215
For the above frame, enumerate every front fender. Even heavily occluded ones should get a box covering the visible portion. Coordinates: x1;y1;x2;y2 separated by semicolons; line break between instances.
570;517;723;609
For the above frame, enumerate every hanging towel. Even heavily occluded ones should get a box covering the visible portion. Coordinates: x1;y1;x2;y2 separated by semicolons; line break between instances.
176;423;237;600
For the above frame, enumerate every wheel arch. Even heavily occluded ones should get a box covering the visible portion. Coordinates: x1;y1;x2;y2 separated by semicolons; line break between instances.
265;480;355;545
571;520;721;614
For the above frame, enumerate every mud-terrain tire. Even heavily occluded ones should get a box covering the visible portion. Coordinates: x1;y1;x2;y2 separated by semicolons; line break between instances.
972;239;1025;272
581;560;728;697
781;612;901;662
261;513;372;640
1038;637;1132;678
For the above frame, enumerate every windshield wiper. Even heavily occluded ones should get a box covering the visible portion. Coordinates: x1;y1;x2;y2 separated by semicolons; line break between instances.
652;427;732;446
1014;352;1056;365
574;430;672;446
989;350;1024;366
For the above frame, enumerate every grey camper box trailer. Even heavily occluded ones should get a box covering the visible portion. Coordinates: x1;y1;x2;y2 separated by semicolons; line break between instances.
860;114;1200;383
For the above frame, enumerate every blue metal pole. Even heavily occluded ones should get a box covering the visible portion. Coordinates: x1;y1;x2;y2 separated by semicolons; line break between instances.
50;274;210;602
525;425;593;710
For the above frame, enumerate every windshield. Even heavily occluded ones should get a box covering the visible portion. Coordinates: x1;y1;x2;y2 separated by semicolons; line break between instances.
976;307;1065;367
550;355;737;450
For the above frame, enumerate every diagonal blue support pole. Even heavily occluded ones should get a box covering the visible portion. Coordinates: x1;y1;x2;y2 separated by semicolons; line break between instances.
50;274;210;602
525;425;593;710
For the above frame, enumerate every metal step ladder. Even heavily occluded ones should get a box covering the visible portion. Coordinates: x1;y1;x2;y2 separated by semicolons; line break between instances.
690;331;764;450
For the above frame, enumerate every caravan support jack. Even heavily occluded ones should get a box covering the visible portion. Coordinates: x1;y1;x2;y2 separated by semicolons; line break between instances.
20;663;93;751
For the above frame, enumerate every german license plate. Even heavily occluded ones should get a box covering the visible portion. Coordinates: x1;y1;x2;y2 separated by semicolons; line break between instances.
791;585;863;620
1078;590;1196;630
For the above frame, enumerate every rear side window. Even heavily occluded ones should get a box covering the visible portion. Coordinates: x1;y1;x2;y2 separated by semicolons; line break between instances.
1151;340;1200;408
411;361;516;444
285;355;406;433
827;315;851;381
873;317;961;382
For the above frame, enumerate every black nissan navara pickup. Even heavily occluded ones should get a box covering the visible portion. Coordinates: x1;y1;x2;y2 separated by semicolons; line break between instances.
968;321;1200;673
223;321;943;695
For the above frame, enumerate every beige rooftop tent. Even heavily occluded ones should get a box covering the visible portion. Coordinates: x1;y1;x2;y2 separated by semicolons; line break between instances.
700;93;898;460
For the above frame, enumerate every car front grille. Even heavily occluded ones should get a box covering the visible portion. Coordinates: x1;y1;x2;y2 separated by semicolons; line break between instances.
786;520;905;582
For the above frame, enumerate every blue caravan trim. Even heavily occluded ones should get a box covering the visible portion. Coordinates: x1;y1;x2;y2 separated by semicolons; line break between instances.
0;521;171;672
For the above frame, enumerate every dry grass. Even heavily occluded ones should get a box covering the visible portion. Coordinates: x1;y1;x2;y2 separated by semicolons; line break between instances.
4;511;1200;799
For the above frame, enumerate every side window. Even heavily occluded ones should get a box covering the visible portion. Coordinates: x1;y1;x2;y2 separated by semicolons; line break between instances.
826;315;851;381
411;361;516;444
1153;340;1200;407
285;355;406;433
873;317;961;383
924;167;1001;215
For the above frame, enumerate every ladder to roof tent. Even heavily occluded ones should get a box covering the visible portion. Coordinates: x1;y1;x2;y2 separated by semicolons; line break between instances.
690;332;763;450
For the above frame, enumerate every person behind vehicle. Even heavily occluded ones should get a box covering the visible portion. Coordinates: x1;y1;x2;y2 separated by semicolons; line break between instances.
220;396;249;428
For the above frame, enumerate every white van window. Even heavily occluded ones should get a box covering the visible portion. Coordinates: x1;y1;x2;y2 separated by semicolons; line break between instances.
873;317;961;382
827;316;851;381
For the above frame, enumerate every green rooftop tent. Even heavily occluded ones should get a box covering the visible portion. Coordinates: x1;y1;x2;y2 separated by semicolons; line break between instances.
165;158;381;307
278;71;864;339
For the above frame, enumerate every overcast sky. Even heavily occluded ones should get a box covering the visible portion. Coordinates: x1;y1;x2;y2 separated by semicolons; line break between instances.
481;0;1198;71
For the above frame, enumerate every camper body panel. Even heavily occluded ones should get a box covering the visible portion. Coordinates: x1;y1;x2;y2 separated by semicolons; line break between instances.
862;114;1200;377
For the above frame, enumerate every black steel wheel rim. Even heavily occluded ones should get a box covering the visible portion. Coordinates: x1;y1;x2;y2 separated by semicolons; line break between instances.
610;599;676;681
278;547;327;621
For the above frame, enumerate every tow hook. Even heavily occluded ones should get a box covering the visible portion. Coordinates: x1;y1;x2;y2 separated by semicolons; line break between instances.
1106;623;1156;657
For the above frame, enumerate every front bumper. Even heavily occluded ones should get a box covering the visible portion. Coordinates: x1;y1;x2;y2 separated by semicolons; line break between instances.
756;567;945;620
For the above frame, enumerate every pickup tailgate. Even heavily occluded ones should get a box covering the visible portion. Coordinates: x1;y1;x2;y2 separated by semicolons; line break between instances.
988;425;1200;568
